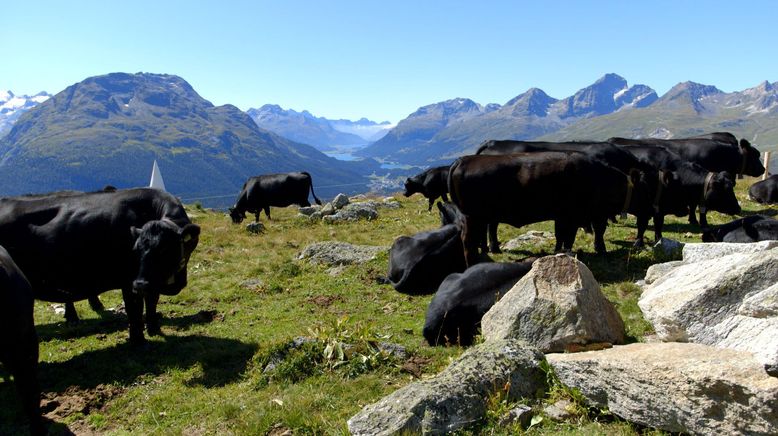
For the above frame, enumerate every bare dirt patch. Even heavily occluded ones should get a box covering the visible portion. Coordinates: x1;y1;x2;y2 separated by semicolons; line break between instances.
42;383;125;432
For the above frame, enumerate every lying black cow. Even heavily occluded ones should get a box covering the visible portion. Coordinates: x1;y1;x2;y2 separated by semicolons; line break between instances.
449;152;659;266
403;165;450;211
749;175;778;204
475;140;685;251
0;188;200;345
386;202;467;294
229;172;321;223
702;215;778;242
423;259;535;346
608;133;764;225
619;144;741;234
0;246;42;434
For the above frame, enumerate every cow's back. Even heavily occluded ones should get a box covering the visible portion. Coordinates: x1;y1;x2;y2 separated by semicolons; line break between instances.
246;173;312;207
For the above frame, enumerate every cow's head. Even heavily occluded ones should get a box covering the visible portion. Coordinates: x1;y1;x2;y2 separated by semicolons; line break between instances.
403;176;424;197
739;139;766;177
228;207;246;224
130;219;201;296
704;171;741;215
656;170;689;217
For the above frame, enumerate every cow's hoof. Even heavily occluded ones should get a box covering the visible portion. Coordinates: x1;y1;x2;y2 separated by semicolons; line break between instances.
489;246;502;254
147;325;162;336
128;335;147;348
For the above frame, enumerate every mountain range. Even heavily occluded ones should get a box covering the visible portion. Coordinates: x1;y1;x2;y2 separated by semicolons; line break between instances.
0;90;51;135
0;73;380;207
357;74;778;166
246;105;392;152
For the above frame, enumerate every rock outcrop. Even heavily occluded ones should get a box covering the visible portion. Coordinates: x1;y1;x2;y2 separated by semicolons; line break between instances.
298;242;387;266
547;343;778;435
482;254;625;351
640;246;778;374
298;193;400;223
347;339;546;435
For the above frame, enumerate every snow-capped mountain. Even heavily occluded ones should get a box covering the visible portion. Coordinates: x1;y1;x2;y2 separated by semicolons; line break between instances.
0;90;51;135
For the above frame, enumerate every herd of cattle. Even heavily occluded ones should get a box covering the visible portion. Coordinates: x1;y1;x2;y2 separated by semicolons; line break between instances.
1;131;777;433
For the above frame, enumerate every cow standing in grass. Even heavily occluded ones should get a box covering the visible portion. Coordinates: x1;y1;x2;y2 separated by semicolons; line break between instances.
403;165;450;211
229;172;322;224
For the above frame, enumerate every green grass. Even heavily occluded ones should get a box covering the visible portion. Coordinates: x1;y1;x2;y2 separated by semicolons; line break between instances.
0;180;774;435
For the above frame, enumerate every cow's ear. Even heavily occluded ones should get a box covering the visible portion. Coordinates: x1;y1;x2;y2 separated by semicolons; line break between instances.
180;223;201;243
228;207;235;214
130;226;142;240
740;139;751;149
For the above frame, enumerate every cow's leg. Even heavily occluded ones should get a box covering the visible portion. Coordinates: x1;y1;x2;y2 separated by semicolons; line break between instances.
653;213;665;243
553;220;565;252
554;220;576;252
8;329;42;435
121;287;145;345
144;292;162;336
441;193;449;202
634;215;650;248
687;203;699;226
462;217;484;267
64;302;79;324
264;206;271;220
254;212;260;223
488;222;501;253
427;198;434;211
699;210;709;228
88;295;105;312
592;218;608;255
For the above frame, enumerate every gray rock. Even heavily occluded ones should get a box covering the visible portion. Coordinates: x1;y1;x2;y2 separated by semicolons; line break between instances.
347;339;546;436
298;242;387;266
298;205;321;216
547;343;778;435
682;240;778;264
497;405;533;429
652;237;684;259
643;260;685;285
332;193;350;209
543;399;576;422
309;211;323;220
379;200;401;209
320;202;336;216
322;203;379;223
501;231;554;251
482;254;625;352
246;222;265;234
640;249;778;374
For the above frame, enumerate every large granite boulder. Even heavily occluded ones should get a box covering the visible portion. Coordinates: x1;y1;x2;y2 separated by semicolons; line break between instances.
547;343;778;435
640;248;778;375
347;339;546;435
481;254;625;352
298;242;387;266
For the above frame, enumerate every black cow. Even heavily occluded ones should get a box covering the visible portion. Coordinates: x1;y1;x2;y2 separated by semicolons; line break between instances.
0;246;43;434
619;144;741;234
608;133;764;225
403;165;450;211
386;202;468;294
449;152;659;266
475;140;684;251
749;175;778;204
423;259;535;346
0;188;200;345
229;172;321;224
702;215;778;242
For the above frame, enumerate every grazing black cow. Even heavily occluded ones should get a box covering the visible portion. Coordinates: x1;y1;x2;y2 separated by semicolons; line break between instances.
0;188;200;345
702;215;778;243
619;144;741;235
449;152;658;266
386;202;468;294
475;140;683;250
403;165;451;211
229;172;321;224
749;175;778;204
608;133;764;225
0;246;43;434
423;259;535;346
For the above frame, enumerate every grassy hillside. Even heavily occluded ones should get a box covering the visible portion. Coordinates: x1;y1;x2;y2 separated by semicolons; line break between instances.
1;180;774;435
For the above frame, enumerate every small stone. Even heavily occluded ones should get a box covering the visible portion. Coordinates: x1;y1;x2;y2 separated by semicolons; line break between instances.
497;404;533;429
332;193;350;209
298;205;321;216
246;222;265;234
320;202;336;216
543;399;576;421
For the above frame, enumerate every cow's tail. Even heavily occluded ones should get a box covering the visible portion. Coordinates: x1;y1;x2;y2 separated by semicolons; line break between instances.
447;158;462;208
303;172;322;205
475;139;494;155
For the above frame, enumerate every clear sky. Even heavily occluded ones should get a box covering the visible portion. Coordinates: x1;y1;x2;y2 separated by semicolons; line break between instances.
2;1;776;123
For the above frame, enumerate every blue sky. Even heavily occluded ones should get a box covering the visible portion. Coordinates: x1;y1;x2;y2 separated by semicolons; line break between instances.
2;1;776;123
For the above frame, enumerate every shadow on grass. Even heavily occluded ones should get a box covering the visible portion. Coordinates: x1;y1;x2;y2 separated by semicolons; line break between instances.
1;334;257;434
36;309;219;342
576;244;656;285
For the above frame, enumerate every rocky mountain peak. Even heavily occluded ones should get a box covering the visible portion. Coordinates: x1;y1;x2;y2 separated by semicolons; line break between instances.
503;88;557;117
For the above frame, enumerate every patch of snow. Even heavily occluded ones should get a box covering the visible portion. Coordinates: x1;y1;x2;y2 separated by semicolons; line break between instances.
0;90;12;102
613;87;628;100
31;94;49;104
